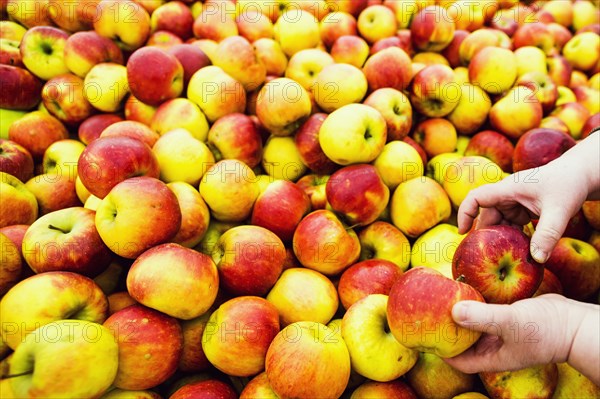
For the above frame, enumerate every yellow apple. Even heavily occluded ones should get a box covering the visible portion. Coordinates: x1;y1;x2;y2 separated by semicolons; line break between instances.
442;155;504;208
314;63;368;112
373;141;424;190
411;223;466;278
83;63;129;113
274;9;320;57
285;48;334;91
256;78;312;136
262;136;307;182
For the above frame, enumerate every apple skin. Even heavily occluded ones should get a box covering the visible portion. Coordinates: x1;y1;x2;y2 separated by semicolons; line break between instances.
202;296;280;377
387;267;485;358
296;174;329;210
22;207;112;277
25;172;82;215
490;87;543;141
373;140;424;190
127;243;219;320
533;268;563;297
552;362;600;398
0;37;23;67
314;63;368;113
581;113;600;139
550;102;592;140
583;200;600;230
8;320;118;399
151;0;194;40
0;232;21;296
63;31;124;78
0;65;43;111
83;62;130;113
265;321;351;399
256;77;312;136
512;128;576;173
100;120;160;149
413;118;457;158
104;304;183;390
167;181;210;248
465;130;515;173
124;94;157;126
100;389;162;399
410;64;461;118
331;34;370;68
350;380;418;399
0;172;38;228
480;364;558;399
19;26;70;81
266;268;339;326
363;88;412;141
0;271;108;350
8;111;68;161
320;11;357;48
78;114;123;145
545;237;600;301
293;209;361;276
170;380;237;399
213;35;266;92
236;9;274;43
469;46;517;95
406;351;476;399
452;225;544;304
411;223;466;279
95;177;182;259
166;43;211;88
358;220;411;270
294;113;338;174
78;136;160;199
363;47;412;92
253;38;288;77
207;112;263;168
151;98;209;141
41;73;95;125
240;372;279;399
178;313;211;373
107;291;138;315
338;259;403;310
357;5;397;45
251;180;311;243
193;2;238;42
126;47;184;107
513;22;555;55
410;5;455;52
212;225;285;296
273;9;320;57
342;294;418;382
516;71;559;115
93;0;151;51
0;139;34;182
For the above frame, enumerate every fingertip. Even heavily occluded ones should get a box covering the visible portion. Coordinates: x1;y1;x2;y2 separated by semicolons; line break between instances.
530;242;549;263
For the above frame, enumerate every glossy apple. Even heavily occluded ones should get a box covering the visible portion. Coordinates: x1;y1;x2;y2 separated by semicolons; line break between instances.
83;63;130;113
469;46;517;94
170;380;237;399
253;38;288;77
0;232;21;295
19;26;69;81
464;130;515;173
373;140;424;190
78;114;123;145
0;65;43;111
411;223;465;279
363;88;412;141
273;9;320;57
512;128;576;173
533;268;563;297
357;5;397;44
411;5;455;52
446;83;491;135
63;31;124;78
331;35;370;68
93;0;151;51
167;181;210;248
8;111;68;161
410;64;461;117
207;113;262;168
338;259;403;310
363;47;412;92
480;364;558;399
490;86;543;140
350;380;418;399
0;139;33;182
0;172;37;228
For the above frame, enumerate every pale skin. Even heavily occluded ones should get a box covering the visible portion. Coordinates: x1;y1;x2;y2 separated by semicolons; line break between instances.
445;131;600;385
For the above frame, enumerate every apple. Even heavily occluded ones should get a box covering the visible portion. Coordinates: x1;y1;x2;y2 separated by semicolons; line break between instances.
516;71;559;115
178;313;211;373
63;31;124;78
253;38;288;77
266;267;339;326
357;5;397;44
149;100;208;143
583;201;600;230
319;103;387;165
95;177;182;259
42;139;85;180
331;34;370;68
236;9;274;42
187;66;247;123
480;364;558;399
533;268;563;297
22;207;112;277
320;11;357;48
547;54;572;88
7;320;118;399
78;114;123;145
408;352;477;398
25;171;82;215
207;112;262;168
0;20;28;41
104;304;182;390
0;65;43;111
202;296;279;377
350;380;418;399
273;9;320;57
94;0;151;51
45;0;98;32
391;176;452;238
358;220;411;270
490;86;543;140
240;372;279;399
464;130;515;173
469;46;517;94
199;159;260;222
552;362;600;398
563;32;600;73
410;64;461;117
100;120;160;148
296;174;329;210
581;113;600;140
0;172;37;228
550;102;592;140
542;0;573;27
256;77;312;136
555;86;577;107
327;164;389;226
167;181;210;248
547;23;573;52
413;118;457;157
513;22;555;55
338;259;403;311
83;63;130;113
363;47;412;92
19;26;69;81
78;136;160;199
8;111;67;161
126;243;218;319
446;83;492;135
193;1;238;42
458;29;502;66
387;267;485;358
41;74;94;125
293;209;361;275
443;155;504;209
453;225;544;304
512;128;576;173
262;135;308;182
0;271;108;350
573;86;599;115
0;139;34;182
572;0;600;31
411;223;465;279
440;29;468;68
100;389;162;399
545;237;600;301
124;94;157;125
107;291;137;315
314;63;368;112
539;116;570;136
170;379;237;399
0;232;21;296
411;5;455;52
363;87;412;142
150;0;193;40
265;321;351;398
213;36;266;92
166;43;211;88
294;113;338;174
374;140;423;190
5;0;54;28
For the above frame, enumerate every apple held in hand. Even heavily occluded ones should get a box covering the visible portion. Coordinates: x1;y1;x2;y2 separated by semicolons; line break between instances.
0;271;108;350
95;177;182;259
387;267;485;358
126;243;219;320
22;207;112;277
265;321;351;399
342;294;418;382
7;320;118;399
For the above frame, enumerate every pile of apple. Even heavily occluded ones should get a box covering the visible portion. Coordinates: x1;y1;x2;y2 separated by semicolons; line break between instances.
1;0;600;397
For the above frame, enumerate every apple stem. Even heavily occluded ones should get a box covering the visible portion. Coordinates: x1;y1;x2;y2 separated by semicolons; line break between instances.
456;275;466;283
48;224;69;234
1;371;32;379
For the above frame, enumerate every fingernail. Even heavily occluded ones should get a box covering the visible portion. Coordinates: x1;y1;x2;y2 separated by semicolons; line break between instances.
531;244;547;263
452;302;469;323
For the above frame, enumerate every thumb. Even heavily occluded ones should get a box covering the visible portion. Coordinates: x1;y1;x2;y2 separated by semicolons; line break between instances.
452;301;514;336
530;207;569;263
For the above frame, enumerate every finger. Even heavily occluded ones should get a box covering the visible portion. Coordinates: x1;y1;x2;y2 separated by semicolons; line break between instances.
443;335;504;373
530;206;571;263
457;183;513;234
452;301;515;334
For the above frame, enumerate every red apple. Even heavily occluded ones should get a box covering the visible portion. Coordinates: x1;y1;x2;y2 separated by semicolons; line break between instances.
547;54;572;88
207;112;263;168
151;0;194;40
363;88;413;141
338;259;403;310
512;128;576;172
77;136;160;199
41;73;94;125
326;164;390;226
99;120;160;148
442;29;469;68
320;11;357;48
363;47;412;92
0;139;34;182
124;94;157;126
583;201;600;230
410;64;460;117
453;225;544;304
296;174;330;210
516;71;559;115
170;380;237;399
410;5;455;52
78;114;123;145
63;31;124;78
351;380;418;398
294;113;338;174
166;43;211;87
0;65;43;110
464;130;515;173
403;136;428;166
513;22;555;55
533;268;564;297
8;111;68;161
25;172;82;216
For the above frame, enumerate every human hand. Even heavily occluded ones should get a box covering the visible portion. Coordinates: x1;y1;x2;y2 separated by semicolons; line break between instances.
444;295;600;385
